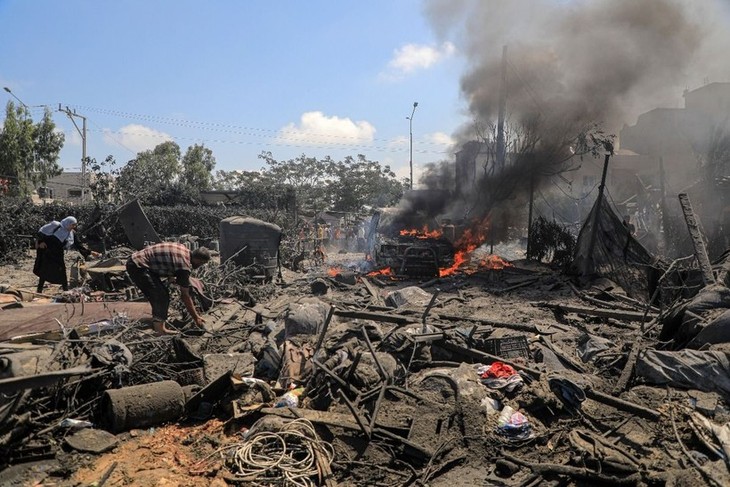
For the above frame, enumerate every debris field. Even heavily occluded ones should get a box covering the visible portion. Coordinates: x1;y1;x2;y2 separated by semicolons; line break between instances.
1;221;730;487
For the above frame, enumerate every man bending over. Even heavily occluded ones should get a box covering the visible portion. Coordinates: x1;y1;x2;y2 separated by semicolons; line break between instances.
126;242;211;335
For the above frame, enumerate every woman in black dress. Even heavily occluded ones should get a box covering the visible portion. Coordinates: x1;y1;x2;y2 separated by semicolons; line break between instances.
33;216;98;293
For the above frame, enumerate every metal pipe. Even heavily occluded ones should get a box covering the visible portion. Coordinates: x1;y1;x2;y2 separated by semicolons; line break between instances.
102;380;185;433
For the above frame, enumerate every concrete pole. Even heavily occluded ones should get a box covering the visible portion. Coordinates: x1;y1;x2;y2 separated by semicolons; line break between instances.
81;116;87;203
60;106;88;203
408;102;418;190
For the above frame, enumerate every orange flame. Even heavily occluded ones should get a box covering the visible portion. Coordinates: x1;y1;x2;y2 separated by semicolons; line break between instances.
479;255;512;270
437;224;484;276
399;225;444;239
327;266;345;277
367;267;393;277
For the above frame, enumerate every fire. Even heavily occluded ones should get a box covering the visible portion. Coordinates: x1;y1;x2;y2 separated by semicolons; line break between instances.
435;217;512;276
367;267;393;277
399;225;443;239
327;266;345;277
437;225;484;276
479;255;512;270
439;251;467;277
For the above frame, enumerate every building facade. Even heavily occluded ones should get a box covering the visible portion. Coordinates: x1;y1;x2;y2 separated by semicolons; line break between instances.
37;171;91;203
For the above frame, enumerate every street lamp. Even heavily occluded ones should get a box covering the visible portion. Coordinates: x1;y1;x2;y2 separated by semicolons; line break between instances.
3;87;29;110
407;102;418;190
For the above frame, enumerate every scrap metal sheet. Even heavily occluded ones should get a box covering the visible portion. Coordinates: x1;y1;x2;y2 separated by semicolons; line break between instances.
0;302;151;341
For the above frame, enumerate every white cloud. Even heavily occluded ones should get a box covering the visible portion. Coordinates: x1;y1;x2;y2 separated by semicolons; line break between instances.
277;111;376;146
62;127;81;146
102;124;172;153
381;41;456;80
424;131;455;147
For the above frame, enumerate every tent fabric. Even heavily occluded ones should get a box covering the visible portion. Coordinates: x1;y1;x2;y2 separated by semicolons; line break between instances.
573;194;663;301
635;348;730;398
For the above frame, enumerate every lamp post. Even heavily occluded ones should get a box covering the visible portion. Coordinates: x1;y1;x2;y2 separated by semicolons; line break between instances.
407;102;418;190
3;87;29;110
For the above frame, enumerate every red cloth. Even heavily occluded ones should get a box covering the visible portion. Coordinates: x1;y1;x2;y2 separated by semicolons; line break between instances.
481;362;517;379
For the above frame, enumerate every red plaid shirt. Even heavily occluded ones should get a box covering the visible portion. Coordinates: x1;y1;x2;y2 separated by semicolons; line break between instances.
130;242;192;286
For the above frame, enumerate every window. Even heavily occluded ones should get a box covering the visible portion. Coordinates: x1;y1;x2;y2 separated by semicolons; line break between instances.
68;189;82;198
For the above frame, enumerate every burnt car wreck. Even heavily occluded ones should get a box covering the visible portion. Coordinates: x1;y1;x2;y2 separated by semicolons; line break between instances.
367;209;456;278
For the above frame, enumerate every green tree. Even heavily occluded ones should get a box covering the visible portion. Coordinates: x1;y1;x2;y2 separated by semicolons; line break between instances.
88;155;120;203
0;102;64;196
213;169;275;192
33;108;65;186
259;151;334;213
116;141;182;203
181;144;216;192
328;155;406;212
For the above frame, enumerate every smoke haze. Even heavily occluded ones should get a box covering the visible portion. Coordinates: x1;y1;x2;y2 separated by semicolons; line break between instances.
425;0;730;134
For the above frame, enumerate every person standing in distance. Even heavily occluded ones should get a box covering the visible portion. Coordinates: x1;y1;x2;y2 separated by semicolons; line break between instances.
126;242;211;335
34;216;100;293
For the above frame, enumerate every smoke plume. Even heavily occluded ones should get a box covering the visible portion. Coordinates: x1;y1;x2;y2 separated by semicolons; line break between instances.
426;0;730;132
400;0;730;245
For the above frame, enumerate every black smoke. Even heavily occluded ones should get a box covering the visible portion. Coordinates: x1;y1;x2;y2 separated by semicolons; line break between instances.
404;0;730;245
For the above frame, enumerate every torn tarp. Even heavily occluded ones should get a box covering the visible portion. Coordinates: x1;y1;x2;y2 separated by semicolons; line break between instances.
635;348;730;398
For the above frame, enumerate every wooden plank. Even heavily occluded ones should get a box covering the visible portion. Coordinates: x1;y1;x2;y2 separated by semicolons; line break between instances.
0;365;94;394
678;193;715;286
612;341;642;395
0;302;152;341
333;309;416;325
584;385;661;421
360;277;384;306
259;407;433;459
540;303;655;323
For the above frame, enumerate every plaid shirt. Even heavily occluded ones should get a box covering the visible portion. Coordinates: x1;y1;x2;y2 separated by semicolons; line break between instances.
130;243;192;285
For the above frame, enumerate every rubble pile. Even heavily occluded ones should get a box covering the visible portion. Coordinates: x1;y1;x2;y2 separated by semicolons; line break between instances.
2;247;730;486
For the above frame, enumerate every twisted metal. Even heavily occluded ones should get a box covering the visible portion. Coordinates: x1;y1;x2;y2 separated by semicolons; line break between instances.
226;419;335;487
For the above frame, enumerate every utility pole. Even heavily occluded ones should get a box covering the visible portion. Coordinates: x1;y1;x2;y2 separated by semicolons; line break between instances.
407;102;418;190
526;165;535;259
59;105;87;203
658;157;667;255
582;152;612;275
496;45;508;170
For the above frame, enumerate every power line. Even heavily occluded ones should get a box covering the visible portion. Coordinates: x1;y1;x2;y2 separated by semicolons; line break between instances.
86;118;138;156
82;126;451;156
550;177;598;201
69;104;455;147
537;187;572;223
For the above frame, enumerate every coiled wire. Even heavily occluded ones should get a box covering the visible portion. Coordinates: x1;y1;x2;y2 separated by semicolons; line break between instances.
227;418;335;487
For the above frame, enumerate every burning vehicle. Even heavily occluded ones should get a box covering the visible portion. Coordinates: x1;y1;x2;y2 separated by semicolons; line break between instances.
366;207;511;278
366;208;455;278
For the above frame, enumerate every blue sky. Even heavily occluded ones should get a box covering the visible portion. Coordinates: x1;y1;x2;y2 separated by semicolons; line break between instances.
0;0;466;183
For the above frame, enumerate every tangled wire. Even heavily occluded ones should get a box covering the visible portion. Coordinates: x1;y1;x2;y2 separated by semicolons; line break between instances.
226;419;335;487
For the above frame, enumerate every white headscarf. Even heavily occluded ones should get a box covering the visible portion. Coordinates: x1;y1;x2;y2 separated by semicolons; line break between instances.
39;216;77;247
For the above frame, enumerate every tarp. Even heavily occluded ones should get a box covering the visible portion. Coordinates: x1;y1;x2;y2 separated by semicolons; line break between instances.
635;348;730;398
572;194;662;301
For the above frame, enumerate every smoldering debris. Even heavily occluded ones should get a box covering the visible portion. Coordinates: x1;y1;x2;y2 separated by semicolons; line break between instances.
2;231;730;486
